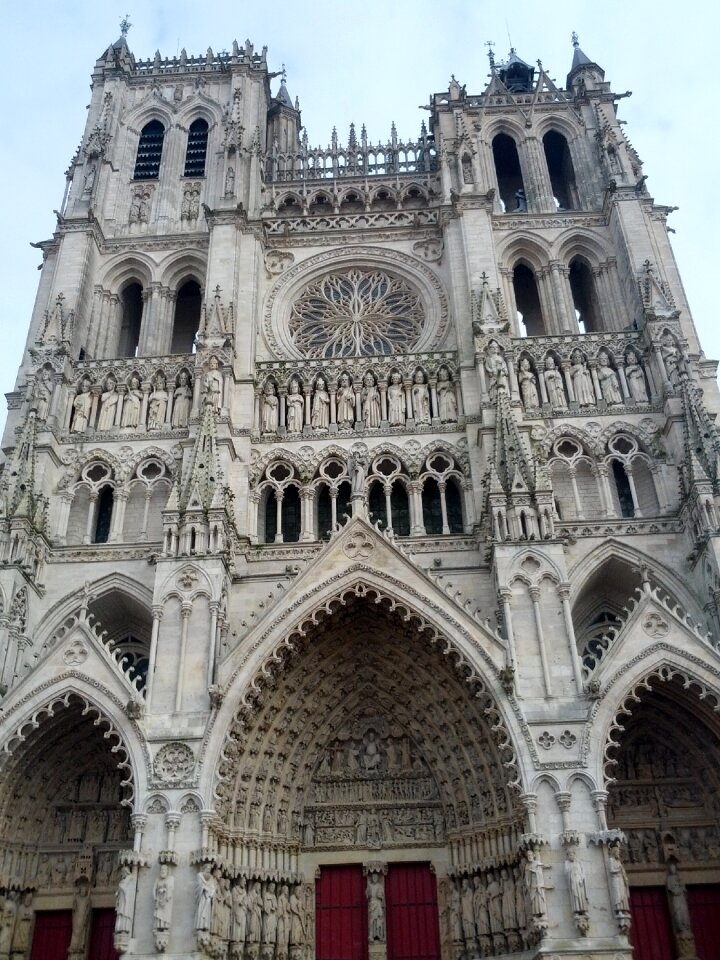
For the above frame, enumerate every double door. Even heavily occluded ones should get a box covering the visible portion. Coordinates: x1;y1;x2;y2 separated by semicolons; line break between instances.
630;885;720;960
29;909;118;960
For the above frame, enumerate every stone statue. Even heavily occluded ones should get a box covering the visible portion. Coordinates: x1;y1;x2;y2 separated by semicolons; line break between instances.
148;372;169;429
597;352;623;405
449;882;462;941
522;850;548;921
518;357;539;408
262;881;278;945
362;730;382;772
286;379;304;433
437;366;458;422
196;866;216;932
311;377;330;430
71;379;93;433
666;862;691;932
225;166;236;197
411;369;431;424
608;845;630;914
69;882;92;952
515;188;527;211
172;371;193;428
83;159;97;194
31;368;53;420
473;874;490;941
288;886;306;946
153;864;174;951
0;892;16;954
500;867;517;932
121;374;143;427
570;351;595;406
247;880;263;943
232;877;249;946
486;870;503;935
514;865;527;941
625;350;649;402
661;332;681;383
460;877;475;943
387;372;406;426
565;848;589;921
484;340;509;400
543;356;567;409
203;356;223;410
12;891;33;953
261;382;280;433
361;373;381;429
277;883;291;951
367;872;385;941
336;373;356;426
97;376;119;430
115;865;134;935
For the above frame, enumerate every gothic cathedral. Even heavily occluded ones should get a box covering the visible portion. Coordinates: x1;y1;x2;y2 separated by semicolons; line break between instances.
0;27;717;960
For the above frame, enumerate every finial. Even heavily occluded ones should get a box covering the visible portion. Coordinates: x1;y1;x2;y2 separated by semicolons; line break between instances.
485;40;495;68
120;14;132;38
571;31;579;47
281;63;287;83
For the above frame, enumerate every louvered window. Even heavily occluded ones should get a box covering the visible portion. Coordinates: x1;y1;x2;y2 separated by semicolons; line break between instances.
184;118;209;177
133;120;165;180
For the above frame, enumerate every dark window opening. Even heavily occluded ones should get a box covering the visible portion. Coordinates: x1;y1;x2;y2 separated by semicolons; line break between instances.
368;483;387;530
171;280;202;353
118;283;143;358
422;478;443;535
612;460;635;518
264;490;278;543
184;118;209;178
569;260;601;333
94;486;114;544
513;264;545;336
133;120;165;180
492;134;526;212
282;487;301;543
318;486;332;540
446;478;464;534
390;483;410;537
543;130;578;210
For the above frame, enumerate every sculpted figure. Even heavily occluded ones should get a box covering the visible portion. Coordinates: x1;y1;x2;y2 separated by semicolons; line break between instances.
121;374;143;427
32;368;53;420
148;372;169;429
115;866;134;935
363;730;382;772
0;892;16;954
500;867;517;932
196;866;216;932
286;379;304;433
518;357;539;408
153;864;174;948
203;356;222;410
608;845;630;914
484;339;509;400
232;878;249;946
336;373;356;426
597;352;623;405
661;332;681;383
247;880;263;943
288;887;306;946
262;881;278;945
473;874;490;940
261;382;279;433
411;369;430;424
460;877;475;943
486;870;503;935
361;373;381;429
71;379;93;433
625;349;649;402
97;376;119;430
449;883;463;941
225;166;235;197
543;356;567;409
523;850;548;920
570;350;595;406
387;372;406;426
666;862;691;932
310;377;330;430
276;884;291;952
367;872;385;942
12;891;33;953
565;848;589;916
70;883;92;951
172;371;192;428
437;366;458;422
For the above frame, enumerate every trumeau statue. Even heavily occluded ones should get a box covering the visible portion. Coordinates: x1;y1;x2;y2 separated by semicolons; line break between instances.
367;872;385;942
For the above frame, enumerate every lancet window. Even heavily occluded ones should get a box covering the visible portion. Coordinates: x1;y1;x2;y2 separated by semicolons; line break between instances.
513;263;545;336
183;118;209;177
133;119;165;180
492;133;526;213
171;279;202;353
118;282;144;357
543;130;578;210
65;461;117;546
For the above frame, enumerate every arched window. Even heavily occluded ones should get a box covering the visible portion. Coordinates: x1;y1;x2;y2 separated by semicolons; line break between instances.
94;486;114;544
543;131;578;210
445;478;464;534
281;487;301;543
611;460;635;518
118;282;143;358
390;484;410;536
184;118;209;178
264;490;279;543
569;259;601;332
171;280;202;354
513;264;545;336
422;478;443;535
492;134;526;212
317;480;351;539
133;120;165;180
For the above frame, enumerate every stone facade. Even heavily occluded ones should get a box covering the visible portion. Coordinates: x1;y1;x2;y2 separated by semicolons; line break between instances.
0;27;718;960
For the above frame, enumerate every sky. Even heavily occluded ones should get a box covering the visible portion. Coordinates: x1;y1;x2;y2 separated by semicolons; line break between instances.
1;0;718;433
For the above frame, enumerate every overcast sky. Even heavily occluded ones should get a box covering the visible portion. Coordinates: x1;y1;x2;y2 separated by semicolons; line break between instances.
1;1;717;433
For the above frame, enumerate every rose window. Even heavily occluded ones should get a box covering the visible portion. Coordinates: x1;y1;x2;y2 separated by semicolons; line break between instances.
288;269;425;358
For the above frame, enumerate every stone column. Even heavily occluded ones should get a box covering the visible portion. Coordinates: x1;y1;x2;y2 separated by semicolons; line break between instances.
363;863;388;960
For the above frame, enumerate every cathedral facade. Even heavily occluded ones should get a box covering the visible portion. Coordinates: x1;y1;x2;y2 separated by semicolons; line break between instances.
0;27;718;960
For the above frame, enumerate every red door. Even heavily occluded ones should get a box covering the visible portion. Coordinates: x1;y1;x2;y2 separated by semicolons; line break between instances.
316;865;368;960
629;888;674;960
688;885;720;960
29;910;73;960
88;908;120;960
386;864;441;960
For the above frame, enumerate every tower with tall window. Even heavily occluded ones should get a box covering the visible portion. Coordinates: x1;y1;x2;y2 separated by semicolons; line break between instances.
0;28;718;960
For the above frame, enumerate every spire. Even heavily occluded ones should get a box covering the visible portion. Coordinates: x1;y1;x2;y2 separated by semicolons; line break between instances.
566;32;605;88
179;399;225;515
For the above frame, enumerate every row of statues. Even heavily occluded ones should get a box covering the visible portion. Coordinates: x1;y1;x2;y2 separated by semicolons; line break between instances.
196;867;309;957
69;370;194;434
259;367;458;434
483;340;652;410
